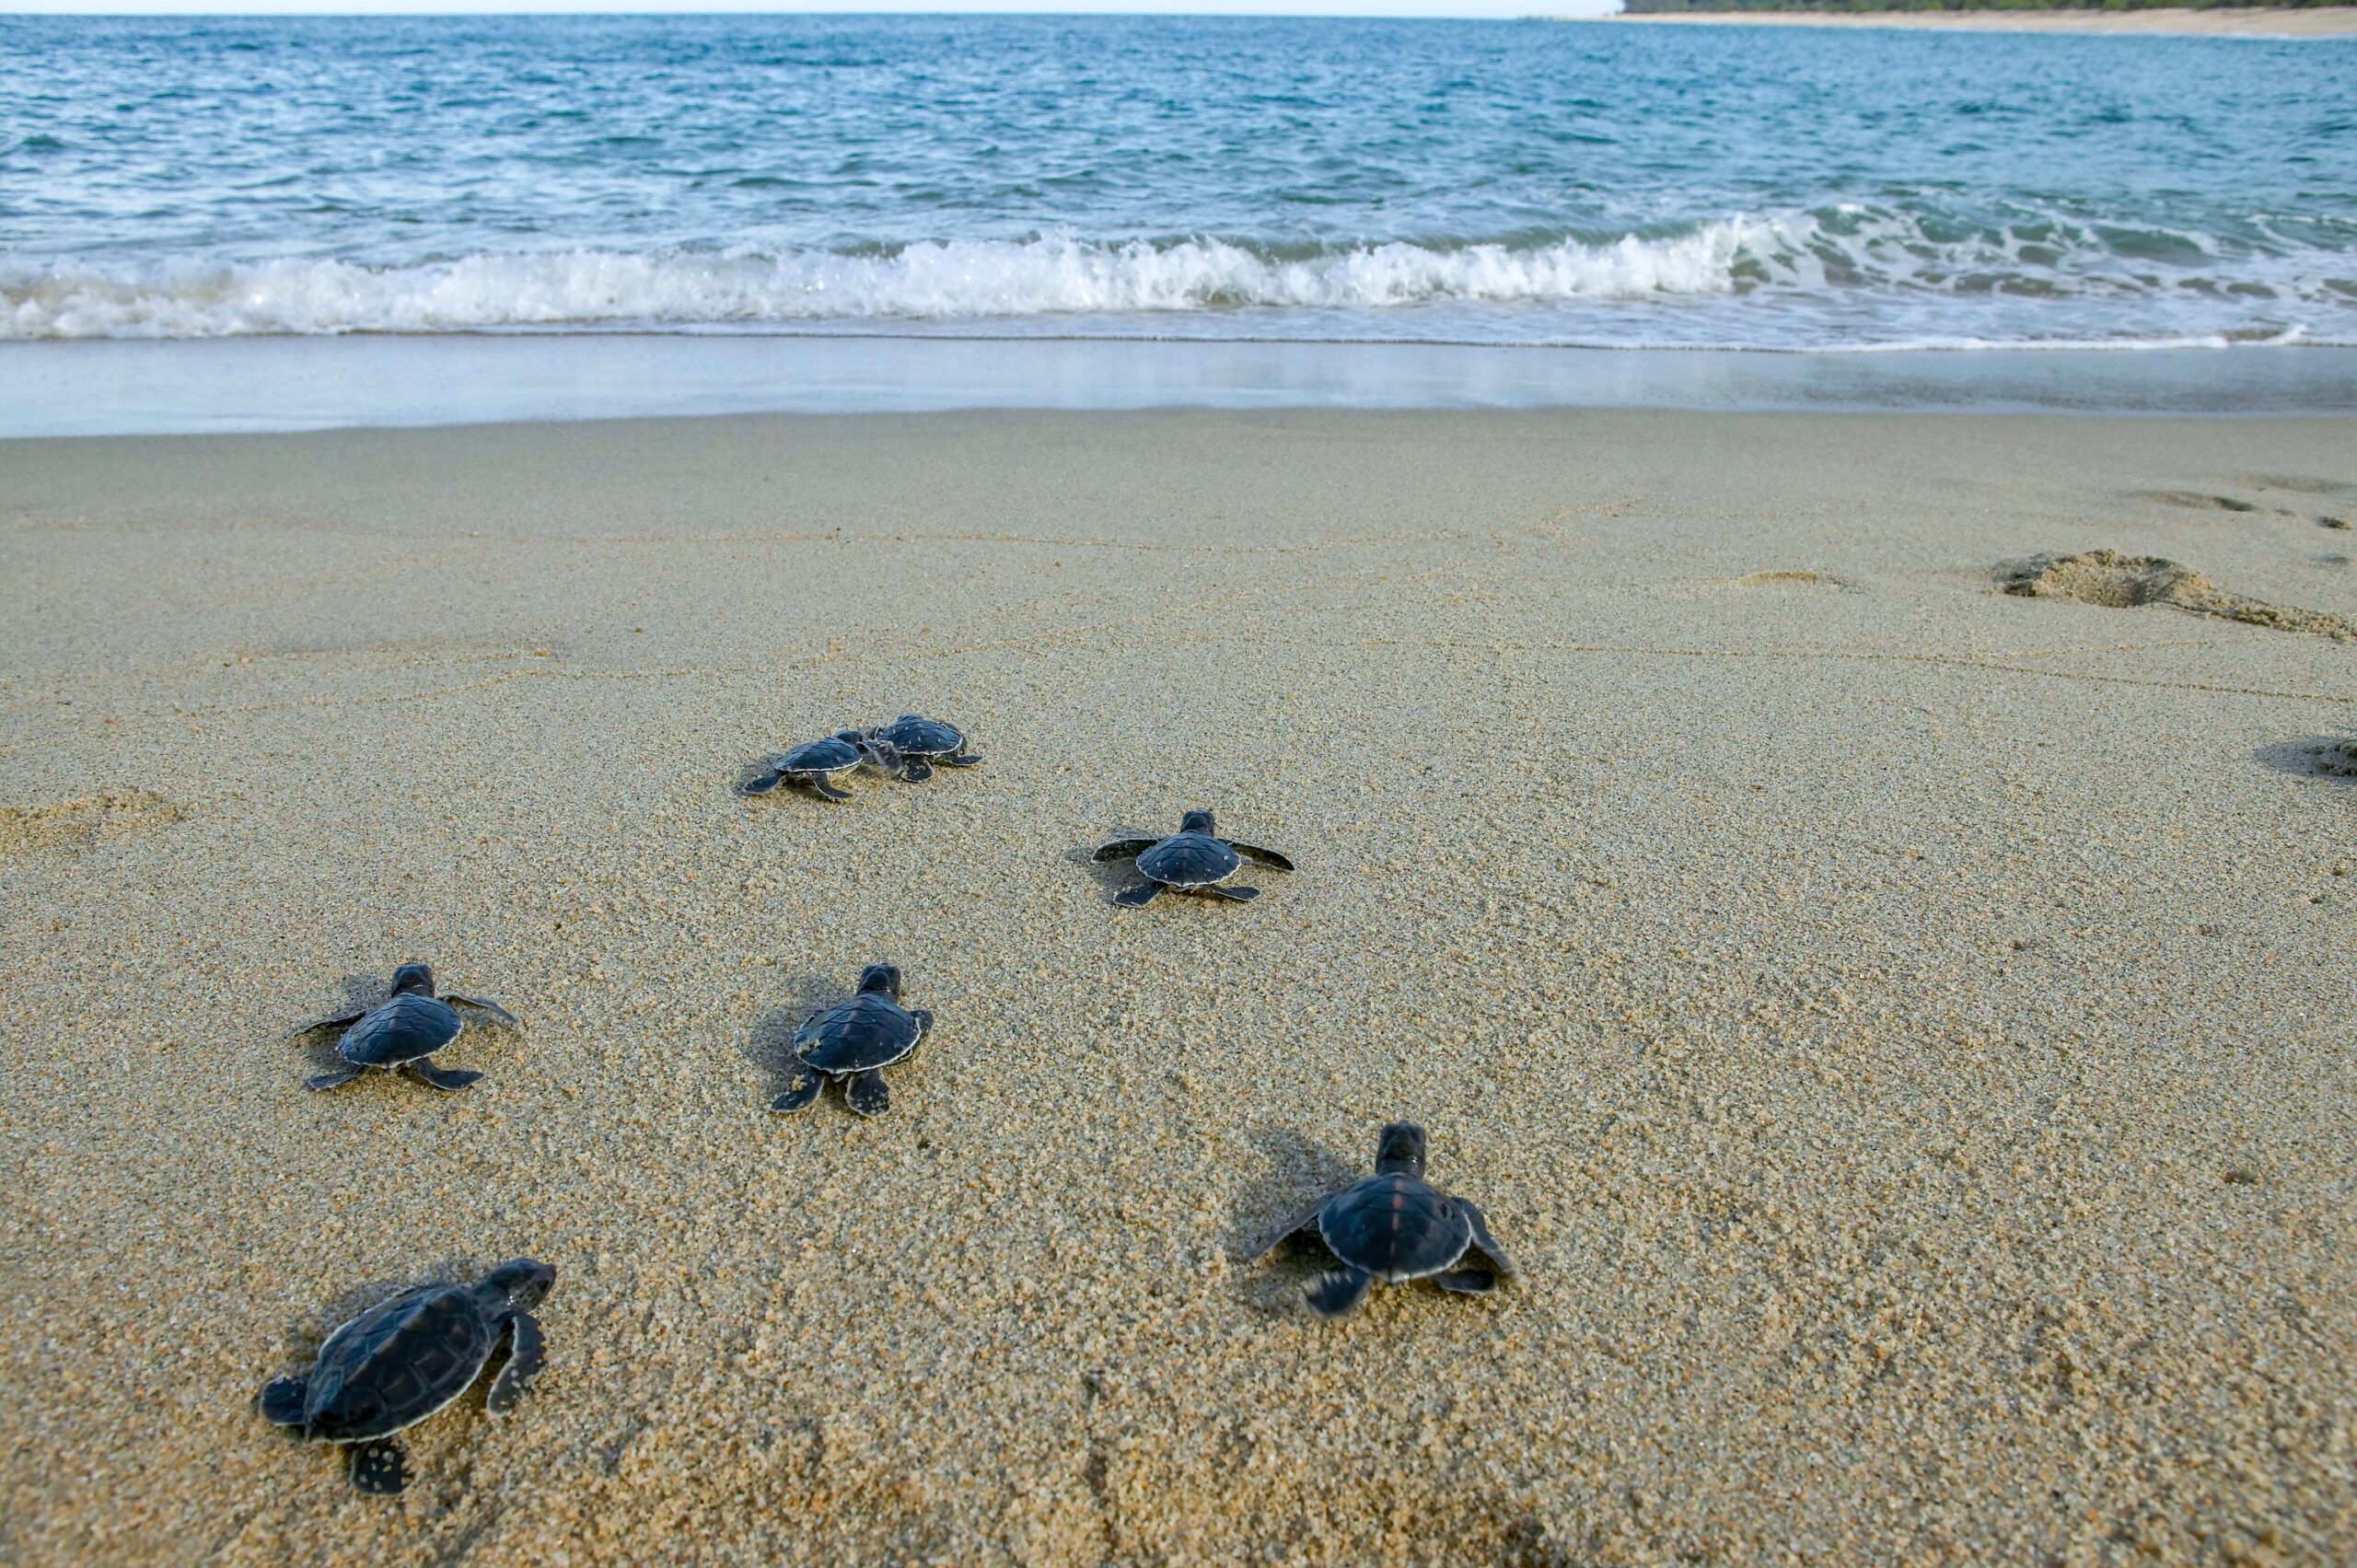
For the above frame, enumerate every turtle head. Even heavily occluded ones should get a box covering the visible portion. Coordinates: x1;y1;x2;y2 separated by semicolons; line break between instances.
851;730;901;769
1375;1121;1428;1179
389;963;435;997
480;1258;556;1313
1178;808;1216;836
855;962;902;1000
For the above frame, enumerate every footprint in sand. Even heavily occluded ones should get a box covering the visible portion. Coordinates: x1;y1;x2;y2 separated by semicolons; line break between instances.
2134;490;2264;514
2246;474;2356;499
1731;569;1849;588
0;788;187;857
1995;549;2357;642
2321;517;2351;532
2252;737;2357;782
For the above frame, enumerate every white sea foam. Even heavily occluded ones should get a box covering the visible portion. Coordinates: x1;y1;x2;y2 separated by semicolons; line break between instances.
2;227;1767;340
5;214;2346;346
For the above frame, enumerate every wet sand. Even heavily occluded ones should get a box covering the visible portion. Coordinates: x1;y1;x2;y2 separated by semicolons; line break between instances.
3;408;2354;1563
1596;7;2357;37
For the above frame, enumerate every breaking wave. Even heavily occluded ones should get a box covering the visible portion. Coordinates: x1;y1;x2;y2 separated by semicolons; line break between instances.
5;209;2349;345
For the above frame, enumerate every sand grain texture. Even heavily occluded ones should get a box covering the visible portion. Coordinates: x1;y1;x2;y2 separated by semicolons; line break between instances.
2;410;2354;1564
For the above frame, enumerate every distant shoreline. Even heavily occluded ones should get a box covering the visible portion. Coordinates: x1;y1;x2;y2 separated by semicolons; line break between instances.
1587;7;2357;36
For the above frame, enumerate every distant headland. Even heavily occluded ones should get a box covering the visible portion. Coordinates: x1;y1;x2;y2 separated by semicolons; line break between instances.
1597;2;2357;35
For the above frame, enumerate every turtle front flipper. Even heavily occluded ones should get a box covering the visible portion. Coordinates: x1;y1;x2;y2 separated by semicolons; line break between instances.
287;1008;367;1040
347;1438;411;1495
1204;884;1260;902
256;1375;309;1427
1254;1200;1330;1260
741;769;786;796
770;1063;827;1114
910;1008;935;1045
484;1312;546;1418
1112;881;1165;908
304;1066;367;1091
406;1058;483;1092
1091;839;1156;864
802;776;854;802
444;994;520;1029
1459;1199;1515;1282
1306;1268;1376;1318
843;1070;892;1118
899;759;935;783
942;751;981;767
1225;842;1295;872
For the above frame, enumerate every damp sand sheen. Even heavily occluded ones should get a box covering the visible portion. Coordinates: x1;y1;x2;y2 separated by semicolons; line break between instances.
2;408;2354;1562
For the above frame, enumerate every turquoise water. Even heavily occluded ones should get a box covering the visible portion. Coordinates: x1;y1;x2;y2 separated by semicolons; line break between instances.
3;15;2353;350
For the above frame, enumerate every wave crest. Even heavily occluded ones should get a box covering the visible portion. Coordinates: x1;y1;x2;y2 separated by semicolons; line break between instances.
2;228;1758;339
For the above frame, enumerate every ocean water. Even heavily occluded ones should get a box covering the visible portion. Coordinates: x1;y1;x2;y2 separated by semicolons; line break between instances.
2;15;2353;353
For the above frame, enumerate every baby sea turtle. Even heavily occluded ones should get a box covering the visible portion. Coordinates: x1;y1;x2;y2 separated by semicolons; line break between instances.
1092;808;1294;907
295;963;519;1093
745;731;886;802
1257;1122;1512;1318
867;714;981;783
256;1258;555;1494
770;962;934;1118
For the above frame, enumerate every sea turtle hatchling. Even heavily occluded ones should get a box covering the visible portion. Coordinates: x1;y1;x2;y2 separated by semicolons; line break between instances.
1092;808;1294;907
769;962;935;1118
744;731;888;802
866;714;981;783
295;963;519;1093
256;1258;556;1494
1257;1122;1513;1318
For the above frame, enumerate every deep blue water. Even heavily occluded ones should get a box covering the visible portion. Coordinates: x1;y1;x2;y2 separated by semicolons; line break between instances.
3;15;2352;349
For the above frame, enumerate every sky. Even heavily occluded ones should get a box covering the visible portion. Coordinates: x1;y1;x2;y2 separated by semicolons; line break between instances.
4;0;1596;15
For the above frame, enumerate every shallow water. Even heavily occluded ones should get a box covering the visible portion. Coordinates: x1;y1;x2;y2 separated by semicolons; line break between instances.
4;15;2353;350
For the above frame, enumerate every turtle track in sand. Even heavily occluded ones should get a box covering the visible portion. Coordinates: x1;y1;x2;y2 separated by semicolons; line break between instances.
1996;550;2357;643
0;788;185;857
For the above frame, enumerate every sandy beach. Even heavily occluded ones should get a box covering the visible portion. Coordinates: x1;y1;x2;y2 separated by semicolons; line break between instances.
3;407;2354;1563
1596;7;2357;37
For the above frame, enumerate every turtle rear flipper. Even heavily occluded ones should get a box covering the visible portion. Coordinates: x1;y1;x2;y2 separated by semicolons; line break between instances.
484;1313;546;1418
843;1070;891;1118
1204;884;1260;902
770;1065;826;1115
1226;842;1295;872
1112;881;1164;908
1432;1269;1502;1295
1306;1268;1375;1318
347;1438;411;1495
407;1059;482;1092
444;994;520;1029
305;1066;366;1092
257;1376;309;1427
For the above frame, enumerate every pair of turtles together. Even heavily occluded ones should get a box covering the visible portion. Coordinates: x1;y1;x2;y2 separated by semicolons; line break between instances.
747;714;979;801
252;1124;1505;1494
293;963;518;1093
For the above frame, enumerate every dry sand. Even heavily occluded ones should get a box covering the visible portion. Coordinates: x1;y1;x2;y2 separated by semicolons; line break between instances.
1596;7;2357;36
3;408;2354;1563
